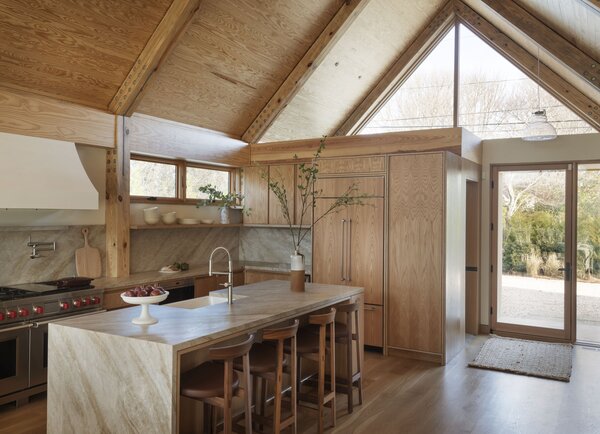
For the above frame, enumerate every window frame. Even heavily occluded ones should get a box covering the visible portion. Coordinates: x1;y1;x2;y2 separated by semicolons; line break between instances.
130;154;236;205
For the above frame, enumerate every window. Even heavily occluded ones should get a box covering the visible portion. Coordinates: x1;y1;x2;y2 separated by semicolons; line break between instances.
130;155;233;203
360;24;595;140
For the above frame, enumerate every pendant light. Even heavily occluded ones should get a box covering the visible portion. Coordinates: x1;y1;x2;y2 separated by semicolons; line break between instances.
522;46;557;141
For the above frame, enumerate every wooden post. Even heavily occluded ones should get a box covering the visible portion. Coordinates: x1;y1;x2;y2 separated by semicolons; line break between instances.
105;116;130;277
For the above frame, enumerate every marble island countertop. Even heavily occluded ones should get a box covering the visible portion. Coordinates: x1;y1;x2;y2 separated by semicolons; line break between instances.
92;261;310;290
53;280;361;352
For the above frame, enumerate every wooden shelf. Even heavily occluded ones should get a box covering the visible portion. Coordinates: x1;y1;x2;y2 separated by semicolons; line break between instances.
242;224;312;229
130;223;242;230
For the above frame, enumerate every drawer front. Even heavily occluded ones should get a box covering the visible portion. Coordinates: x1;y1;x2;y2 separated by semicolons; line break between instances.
318;156;385;175
316;176;384;198
364;304;383;348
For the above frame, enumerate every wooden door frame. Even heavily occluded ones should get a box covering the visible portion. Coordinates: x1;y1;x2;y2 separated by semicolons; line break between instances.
490;163;574;342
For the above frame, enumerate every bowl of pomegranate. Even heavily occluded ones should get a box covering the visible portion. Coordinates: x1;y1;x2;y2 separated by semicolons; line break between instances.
121;284;169;325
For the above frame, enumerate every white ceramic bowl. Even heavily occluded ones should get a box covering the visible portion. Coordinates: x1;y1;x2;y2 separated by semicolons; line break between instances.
161;212;177;224
201;219;214;224
177;218;200;225
121;291;169;325
143;207;160;225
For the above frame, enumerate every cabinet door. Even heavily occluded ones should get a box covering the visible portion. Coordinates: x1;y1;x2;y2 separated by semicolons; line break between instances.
387;153;444;354
313;199;347;285
268;164;295;225
348;198;384;304
243;166;268;224
364;304;383;347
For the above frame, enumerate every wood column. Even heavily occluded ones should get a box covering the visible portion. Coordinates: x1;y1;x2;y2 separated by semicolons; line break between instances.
105;116;130;277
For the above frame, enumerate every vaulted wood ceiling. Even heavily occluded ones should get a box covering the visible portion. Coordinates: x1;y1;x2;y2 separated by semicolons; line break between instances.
0;0;598;143
0;0;172;109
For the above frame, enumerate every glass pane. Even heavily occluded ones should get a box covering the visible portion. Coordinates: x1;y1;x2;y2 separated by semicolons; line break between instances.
130;160;177;198
359;28;455;134
497;169;566;329
577;164;600;343
459;24;595;139
186;167;230;199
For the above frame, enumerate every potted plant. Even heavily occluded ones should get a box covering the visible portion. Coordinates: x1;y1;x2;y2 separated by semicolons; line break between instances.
196;185;244;224
266;137;368;291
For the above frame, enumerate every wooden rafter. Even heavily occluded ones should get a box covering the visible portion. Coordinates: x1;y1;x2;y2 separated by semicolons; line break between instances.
583;0;600;13
241;0;372;144
481;0;600;93
455;1;600;131
108;0;201;115
335;0;455;136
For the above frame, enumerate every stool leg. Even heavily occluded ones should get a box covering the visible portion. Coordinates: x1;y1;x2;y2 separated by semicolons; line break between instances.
346;319;354;413
291;336;297;434
203;403;211;434
223;360;233;434
243;353;253;434
260;377;267;431
355;310;363;406
330;321;336;428
318;326;326;434
273;341;284;433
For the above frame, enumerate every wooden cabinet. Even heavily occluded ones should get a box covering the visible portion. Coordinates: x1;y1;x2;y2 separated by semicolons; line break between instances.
387;152;466;364
268;165;295;225
244;269;290;284
364;304;383;347
242;166;268;224
313;176;385;347
194;271;244;297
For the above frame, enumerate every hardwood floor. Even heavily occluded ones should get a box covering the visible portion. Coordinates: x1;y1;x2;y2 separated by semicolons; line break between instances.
3;335;600;433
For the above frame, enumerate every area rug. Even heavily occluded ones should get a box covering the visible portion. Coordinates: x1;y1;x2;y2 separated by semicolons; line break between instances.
468;335;573;382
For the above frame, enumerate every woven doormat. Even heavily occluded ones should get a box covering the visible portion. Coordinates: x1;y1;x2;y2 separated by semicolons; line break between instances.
469;336;573;382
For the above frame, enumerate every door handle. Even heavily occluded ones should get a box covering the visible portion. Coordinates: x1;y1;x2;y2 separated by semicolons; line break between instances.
558;263;571;281
347;219;352;282
341;219;346;281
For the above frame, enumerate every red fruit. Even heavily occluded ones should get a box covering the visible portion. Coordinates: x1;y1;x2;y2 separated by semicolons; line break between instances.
150;289;162;296
124;290;135;297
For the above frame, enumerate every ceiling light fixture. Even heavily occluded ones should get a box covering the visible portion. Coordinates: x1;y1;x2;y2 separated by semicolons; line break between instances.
522;46;557;141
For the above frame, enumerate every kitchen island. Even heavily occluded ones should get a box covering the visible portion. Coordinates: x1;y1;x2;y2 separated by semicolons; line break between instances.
47;280;363;434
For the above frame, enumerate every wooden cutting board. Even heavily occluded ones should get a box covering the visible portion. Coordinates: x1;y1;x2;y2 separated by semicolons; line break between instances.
75;228;101;278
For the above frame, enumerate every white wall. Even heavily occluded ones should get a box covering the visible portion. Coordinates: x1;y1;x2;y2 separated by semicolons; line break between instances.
480;133;600;325
0;145;106;226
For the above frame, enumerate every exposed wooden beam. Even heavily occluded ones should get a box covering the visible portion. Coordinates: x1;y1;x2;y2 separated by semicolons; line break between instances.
108;0;201;115
335;1;455;136
582;0;600;13
241;0;372;144
455;1;600;131
481;0;600;93
0;87;116;147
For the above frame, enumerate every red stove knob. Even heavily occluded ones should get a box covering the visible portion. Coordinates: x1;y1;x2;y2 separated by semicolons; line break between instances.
72;299;82;308
60;302;70;310
18;307;29;317
33;306;44;315
91;296;101;305
6;310;17;319
82;297;91;306
0;312;4;321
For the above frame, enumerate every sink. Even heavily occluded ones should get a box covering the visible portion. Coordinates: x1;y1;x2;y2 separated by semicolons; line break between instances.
168;294;247;309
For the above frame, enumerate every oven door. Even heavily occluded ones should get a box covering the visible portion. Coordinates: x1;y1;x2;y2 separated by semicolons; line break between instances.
0;324;31;397
29;322;48;387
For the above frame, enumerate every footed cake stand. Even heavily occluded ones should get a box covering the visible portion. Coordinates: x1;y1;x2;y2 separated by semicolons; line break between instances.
120;291;169;325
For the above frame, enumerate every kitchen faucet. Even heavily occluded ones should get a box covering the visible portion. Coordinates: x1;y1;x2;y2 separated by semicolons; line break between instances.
208;246;234;304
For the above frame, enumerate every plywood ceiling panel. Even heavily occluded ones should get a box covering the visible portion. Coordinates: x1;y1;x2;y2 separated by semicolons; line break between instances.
0;0;172;110
517;0;600;60
260;0;446;142
135;0;342;137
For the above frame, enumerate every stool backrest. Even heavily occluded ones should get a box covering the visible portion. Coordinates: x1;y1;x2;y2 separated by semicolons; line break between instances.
309;308;336;326
209;334;255;361
262;319;299;341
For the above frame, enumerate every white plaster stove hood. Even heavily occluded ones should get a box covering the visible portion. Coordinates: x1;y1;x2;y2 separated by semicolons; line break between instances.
0;132;99;210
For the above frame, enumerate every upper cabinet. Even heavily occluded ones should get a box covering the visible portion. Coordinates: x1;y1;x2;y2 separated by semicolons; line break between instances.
242;164;299;226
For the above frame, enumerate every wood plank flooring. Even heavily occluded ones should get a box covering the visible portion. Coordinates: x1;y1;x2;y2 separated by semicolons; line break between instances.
2;335;600;433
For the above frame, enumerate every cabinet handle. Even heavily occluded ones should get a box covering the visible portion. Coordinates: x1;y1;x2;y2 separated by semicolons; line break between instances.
341;219;346;281
348;219;352;282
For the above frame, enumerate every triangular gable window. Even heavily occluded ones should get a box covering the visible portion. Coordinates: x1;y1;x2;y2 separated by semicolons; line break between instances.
361;24;595;139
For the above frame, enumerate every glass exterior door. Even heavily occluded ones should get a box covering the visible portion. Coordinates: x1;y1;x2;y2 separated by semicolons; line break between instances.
491;164;572;340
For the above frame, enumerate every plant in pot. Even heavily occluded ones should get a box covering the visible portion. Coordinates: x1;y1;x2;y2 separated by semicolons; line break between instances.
266;137;369;292
196;185;246;224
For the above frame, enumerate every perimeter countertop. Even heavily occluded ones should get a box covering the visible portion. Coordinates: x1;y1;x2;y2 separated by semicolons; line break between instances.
93;261;311;290
52;280;362;352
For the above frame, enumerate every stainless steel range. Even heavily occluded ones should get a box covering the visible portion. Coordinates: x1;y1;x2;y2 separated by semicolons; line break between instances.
0;277;104;406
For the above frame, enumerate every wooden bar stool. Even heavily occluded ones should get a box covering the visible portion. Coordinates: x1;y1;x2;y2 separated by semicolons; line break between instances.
181;334;255;434
236;319;299;434
334;302;363;414
289;308;336;434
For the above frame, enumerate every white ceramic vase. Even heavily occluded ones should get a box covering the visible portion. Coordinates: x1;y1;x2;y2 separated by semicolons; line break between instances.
290;253;305;292
220;207;230;224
